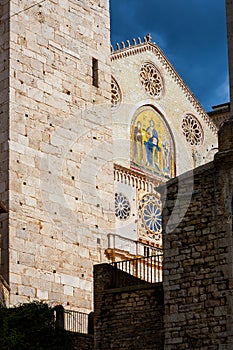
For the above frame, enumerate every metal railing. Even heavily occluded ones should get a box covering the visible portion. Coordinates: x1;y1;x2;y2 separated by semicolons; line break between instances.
64;309;89;333
54;306;93;334
111;254;163;287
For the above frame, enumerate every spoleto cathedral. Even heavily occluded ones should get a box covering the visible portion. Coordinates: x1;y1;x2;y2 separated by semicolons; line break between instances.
0;0;226;312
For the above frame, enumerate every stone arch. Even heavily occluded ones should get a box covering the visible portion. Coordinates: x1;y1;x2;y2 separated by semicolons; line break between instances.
130;105;176;179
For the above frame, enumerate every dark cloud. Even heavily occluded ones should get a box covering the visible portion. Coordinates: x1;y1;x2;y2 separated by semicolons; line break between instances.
110;0;229;111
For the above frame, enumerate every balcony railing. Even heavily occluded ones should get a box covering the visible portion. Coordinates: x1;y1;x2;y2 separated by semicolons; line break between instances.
64;309;88;333
111;254;163;287
107;233;162;257
54;306;93;334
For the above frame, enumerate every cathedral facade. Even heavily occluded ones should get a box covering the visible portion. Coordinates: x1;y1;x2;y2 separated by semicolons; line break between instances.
0;0;218;312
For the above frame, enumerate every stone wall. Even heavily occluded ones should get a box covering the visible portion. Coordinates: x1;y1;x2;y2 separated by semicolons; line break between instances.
159;122;233;349
0;0;9;282
207;102;230;128
72;333;94;350
94;263;164;350
4;0;113;311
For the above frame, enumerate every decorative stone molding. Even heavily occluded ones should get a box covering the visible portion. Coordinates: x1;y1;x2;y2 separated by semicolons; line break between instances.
139;193;162;241
141;195;162;232
111;77;122;110
115;192;131;220
106;233;162;262
181;114;204;148
114;164;163;192
139;62;163;98
110;38;217;135
111;33;152;52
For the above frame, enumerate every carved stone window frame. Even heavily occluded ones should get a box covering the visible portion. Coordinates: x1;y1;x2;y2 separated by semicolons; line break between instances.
111;76;122;111
181;113;204;148
115;192;131;220
139;61;164;98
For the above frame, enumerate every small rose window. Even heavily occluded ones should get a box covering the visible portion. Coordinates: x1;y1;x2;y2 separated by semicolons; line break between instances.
139;62;163;97
181;114;203;147
115;193;131;220
111;77;121;110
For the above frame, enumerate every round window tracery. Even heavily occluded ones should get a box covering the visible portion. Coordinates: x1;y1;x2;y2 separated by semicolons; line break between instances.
111;77;121;110
115;193;131;220
139;62;163;98
181;114;203;147
143;202;162;232
139;194;162;240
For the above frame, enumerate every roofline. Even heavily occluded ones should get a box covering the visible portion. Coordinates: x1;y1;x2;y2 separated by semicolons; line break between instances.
110;41;218;135
211;102;230;110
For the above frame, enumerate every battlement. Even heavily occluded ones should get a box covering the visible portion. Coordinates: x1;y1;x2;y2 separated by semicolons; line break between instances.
111;33;153;52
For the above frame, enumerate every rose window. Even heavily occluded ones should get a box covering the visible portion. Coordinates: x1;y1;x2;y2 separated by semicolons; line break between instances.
139;194;162;240
181;114;203;147
143;202;162;232
111;77;121;110
115;193;130;220
139;62;163;97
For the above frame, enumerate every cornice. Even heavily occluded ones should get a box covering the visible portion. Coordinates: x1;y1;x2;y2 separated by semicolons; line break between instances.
114;163;166;192
110;40;218;135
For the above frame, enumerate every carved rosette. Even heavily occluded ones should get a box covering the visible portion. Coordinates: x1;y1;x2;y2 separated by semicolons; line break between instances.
111;77;122;110
115;193;131;220
139;193;162;240
139;62;163;98
181;114;203;147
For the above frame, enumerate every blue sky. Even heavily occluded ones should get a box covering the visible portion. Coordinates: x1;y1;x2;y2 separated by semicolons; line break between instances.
110;0;229;112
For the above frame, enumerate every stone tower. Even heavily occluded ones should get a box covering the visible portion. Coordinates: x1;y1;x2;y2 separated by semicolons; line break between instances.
0;0;220;314
0;0;113;311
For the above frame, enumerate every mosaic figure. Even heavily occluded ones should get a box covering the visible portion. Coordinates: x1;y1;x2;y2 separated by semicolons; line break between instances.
131;106;175;179
144;119;161;169
133;121;143;164
162;138;171;174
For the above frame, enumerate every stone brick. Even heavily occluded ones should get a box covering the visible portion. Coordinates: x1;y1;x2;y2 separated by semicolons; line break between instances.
158;132;233;348
0;0;113;313
94;263;164;350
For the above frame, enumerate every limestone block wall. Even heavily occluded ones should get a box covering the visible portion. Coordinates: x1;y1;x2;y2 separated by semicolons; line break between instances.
94;263;164;350
159;141;233;348
72;333;94;350
4;0;113;311
0;0;10;281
